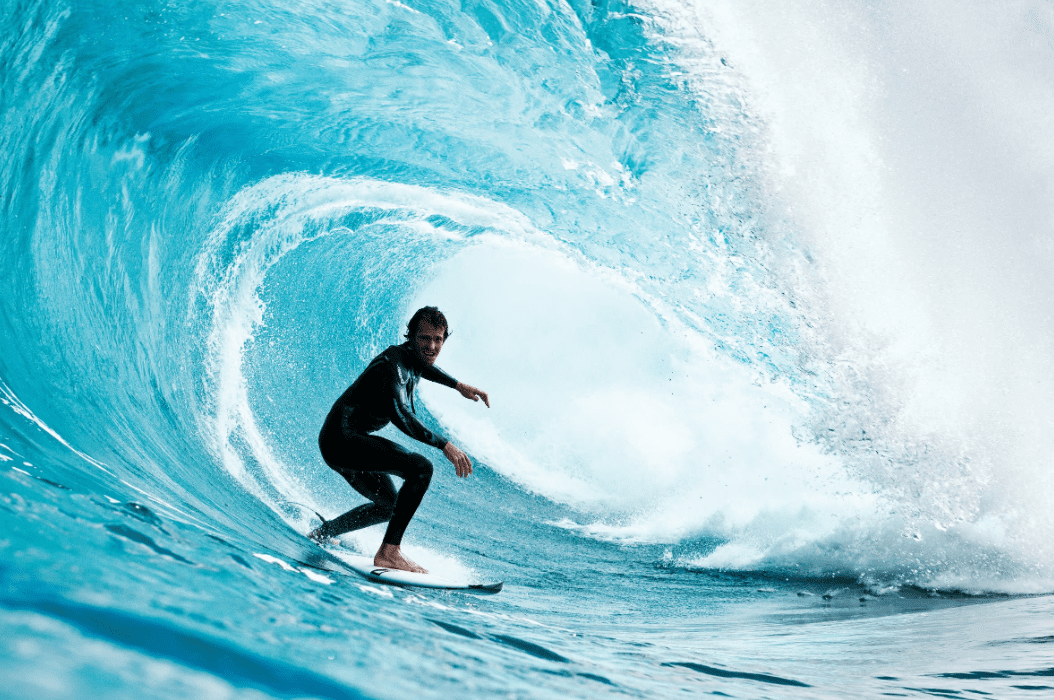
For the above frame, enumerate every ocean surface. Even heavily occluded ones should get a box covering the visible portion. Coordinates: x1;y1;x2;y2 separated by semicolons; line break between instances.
3;0;1054;697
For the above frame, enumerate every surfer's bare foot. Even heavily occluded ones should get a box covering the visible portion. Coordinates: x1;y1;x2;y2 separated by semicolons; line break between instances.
374;543;427;574
307;528;329;544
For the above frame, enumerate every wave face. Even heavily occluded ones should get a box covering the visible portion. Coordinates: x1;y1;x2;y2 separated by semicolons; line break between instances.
3;0;1054;697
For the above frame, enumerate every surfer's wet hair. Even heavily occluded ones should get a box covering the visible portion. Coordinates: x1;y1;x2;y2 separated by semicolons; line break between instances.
405;306;450;341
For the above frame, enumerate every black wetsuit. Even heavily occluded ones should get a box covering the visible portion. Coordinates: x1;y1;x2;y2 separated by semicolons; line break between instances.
315;342;458;544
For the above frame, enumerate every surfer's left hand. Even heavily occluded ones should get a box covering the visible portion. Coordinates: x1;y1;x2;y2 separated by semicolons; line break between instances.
456;382;490;407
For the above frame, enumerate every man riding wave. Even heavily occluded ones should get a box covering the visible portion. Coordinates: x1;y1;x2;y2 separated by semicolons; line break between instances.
310;306;489;573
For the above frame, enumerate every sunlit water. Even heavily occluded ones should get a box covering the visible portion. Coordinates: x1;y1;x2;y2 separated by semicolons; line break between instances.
3;0;1054;697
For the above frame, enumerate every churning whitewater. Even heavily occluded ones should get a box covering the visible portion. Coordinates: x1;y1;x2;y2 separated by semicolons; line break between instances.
3;0;1054;698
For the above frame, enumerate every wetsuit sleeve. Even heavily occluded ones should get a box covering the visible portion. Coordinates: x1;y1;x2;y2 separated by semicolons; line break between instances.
386;361;449;450
420;364;458;389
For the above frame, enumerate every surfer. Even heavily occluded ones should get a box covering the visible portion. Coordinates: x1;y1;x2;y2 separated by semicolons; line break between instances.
309;306;489;574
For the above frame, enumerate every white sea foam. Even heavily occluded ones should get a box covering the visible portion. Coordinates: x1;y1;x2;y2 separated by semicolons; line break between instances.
414;240;877;550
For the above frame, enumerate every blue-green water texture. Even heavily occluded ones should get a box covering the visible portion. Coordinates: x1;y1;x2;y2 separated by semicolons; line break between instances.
4;0;1054;697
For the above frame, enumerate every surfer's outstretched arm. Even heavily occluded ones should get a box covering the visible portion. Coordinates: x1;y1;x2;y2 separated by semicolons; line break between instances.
418;358;489;407
455;381;490;407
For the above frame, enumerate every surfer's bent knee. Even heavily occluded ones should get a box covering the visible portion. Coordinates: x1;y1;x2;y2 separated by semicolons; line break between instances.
407;453;433;483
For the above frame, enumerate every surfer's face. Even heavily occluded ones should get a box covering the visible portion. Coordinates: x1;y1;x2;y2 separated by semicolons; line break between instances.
413;320;446;365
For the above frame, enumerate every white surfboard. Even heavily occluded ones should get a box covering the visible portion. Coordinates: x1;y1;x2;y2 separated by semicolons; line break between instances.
340;555;503;594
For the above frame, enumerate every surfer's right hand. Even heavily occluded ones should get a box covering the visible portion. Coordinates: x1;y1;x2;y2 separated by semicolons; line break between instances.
443;442;473;478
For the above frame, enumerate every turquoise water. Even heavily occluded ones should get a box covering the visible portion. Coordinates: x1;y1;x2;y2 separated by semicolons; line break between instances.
3;0;1054;697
